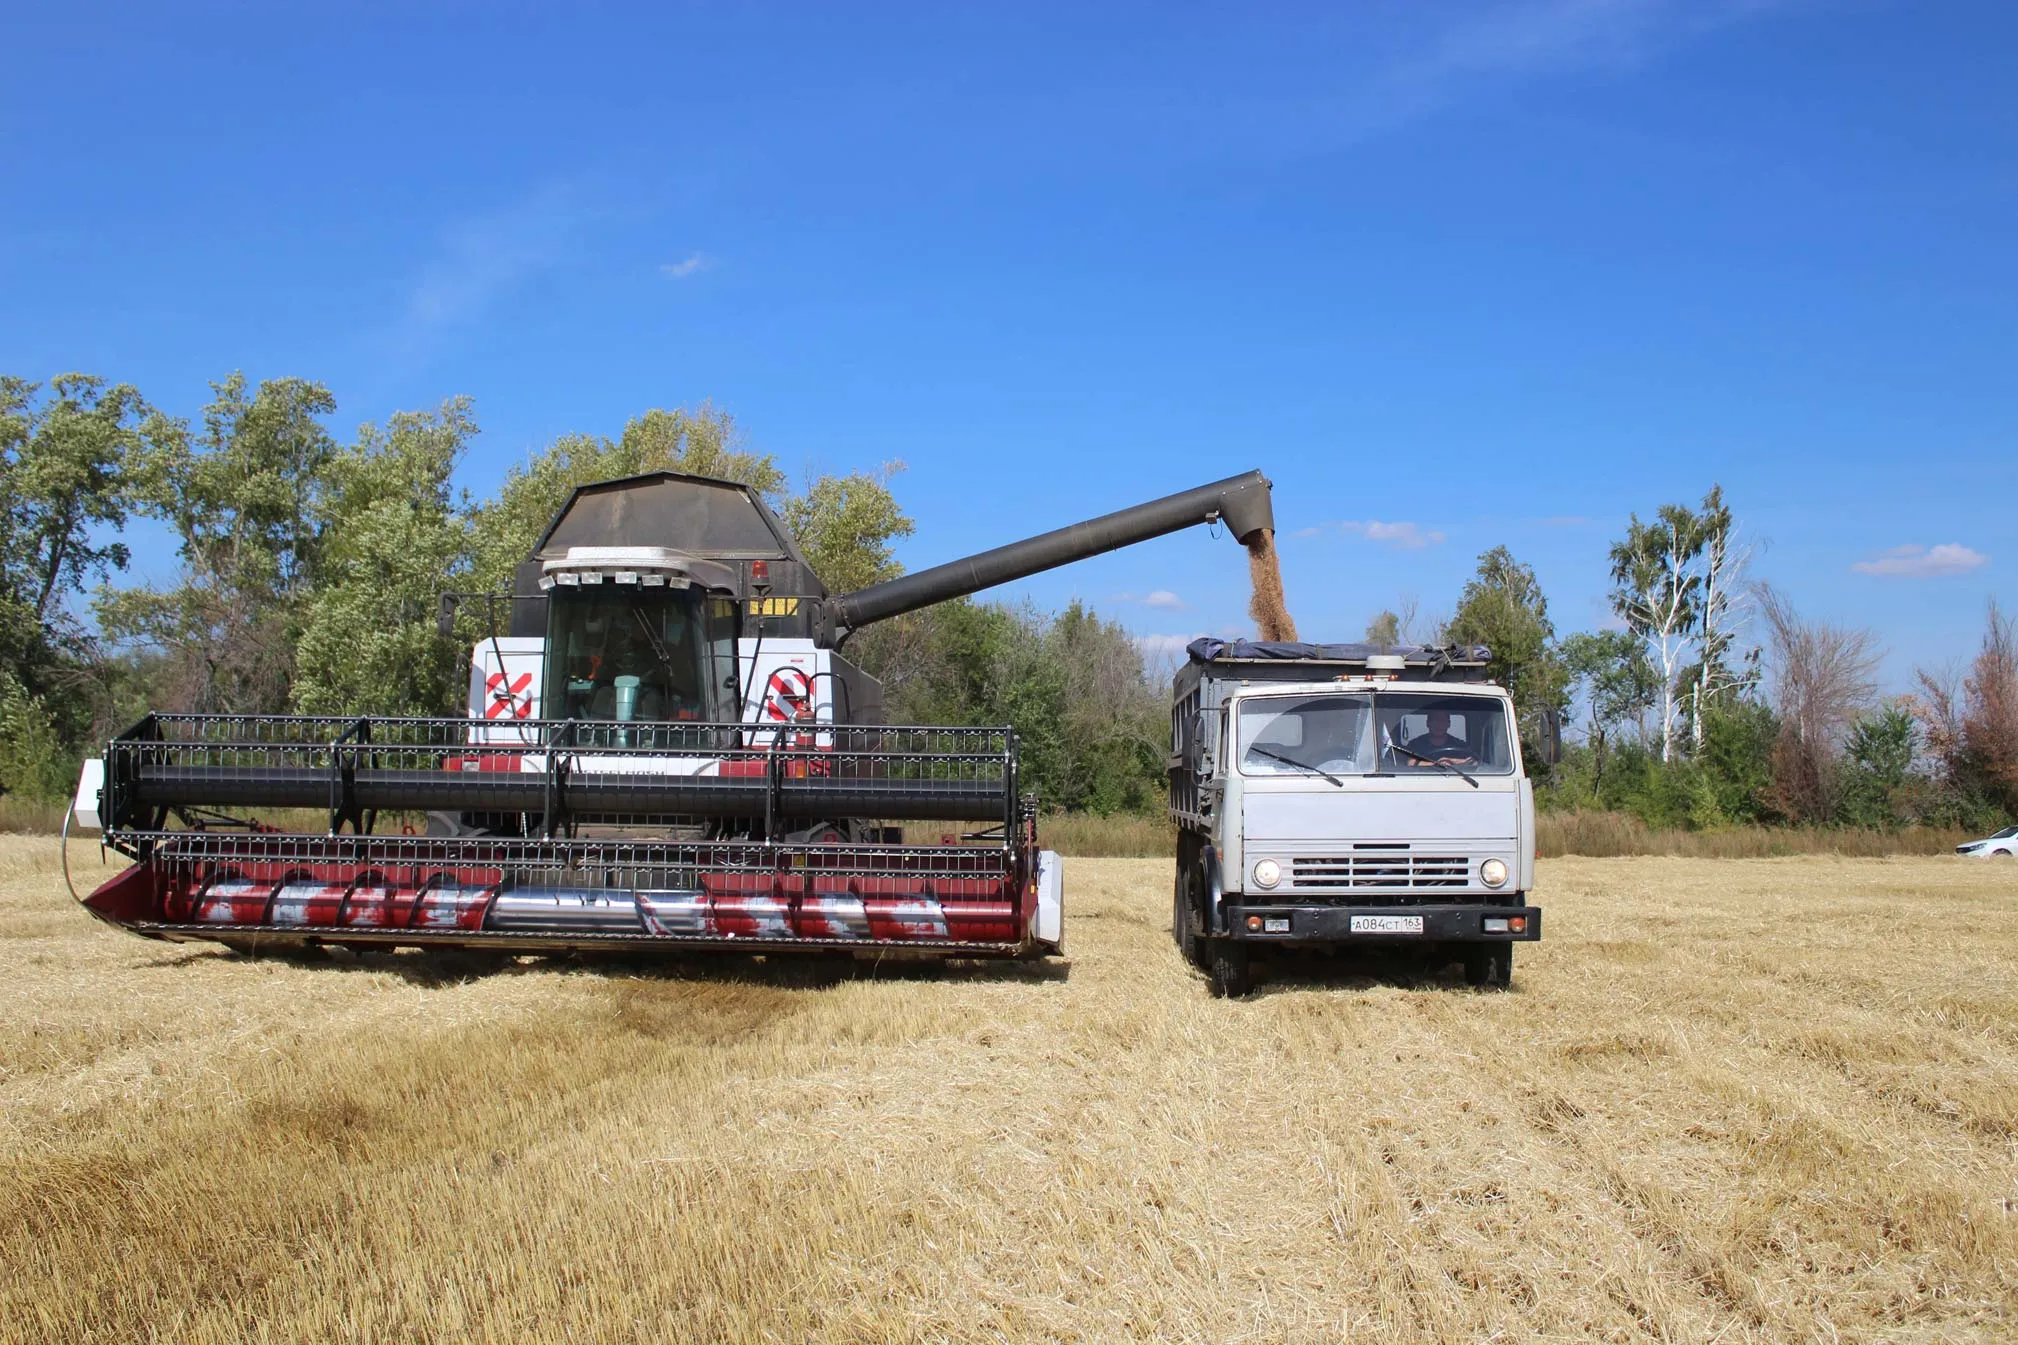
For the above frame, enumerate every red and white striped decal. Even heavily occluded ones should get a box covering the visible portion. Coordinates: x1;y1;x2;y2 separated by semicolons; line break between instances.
484;671;535;720
761;666;813;722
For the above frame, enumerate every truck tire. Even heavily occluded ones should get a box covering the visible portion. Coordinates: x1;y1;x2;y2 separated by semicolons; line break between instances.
1174;869;1209;971
1463;945;1512;991
1208;938;1254;998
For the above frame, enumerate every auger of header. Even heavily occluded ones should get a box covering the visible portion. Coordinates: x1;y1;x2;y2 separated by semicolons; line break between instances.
71;469;1275;963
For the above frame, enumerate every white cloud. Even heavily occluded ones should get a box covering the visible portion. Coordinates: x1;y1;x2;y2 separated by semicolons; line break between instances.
661;253;713;279
1355;0;1795;135
1850;543;1988;579
1313;519;1447;549
1134;633;1204;665
394;182;589;359
1114;589;1190;610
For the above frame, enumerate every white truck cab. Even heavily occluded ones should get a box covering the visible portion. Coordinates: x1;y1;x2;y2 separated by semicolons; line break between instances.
1169;639;1541;996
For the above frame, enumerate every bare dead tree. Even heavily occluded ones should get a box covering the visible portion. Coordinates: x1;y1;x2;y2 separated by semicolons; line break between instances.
1758;585;1881;823
1391;593;1448;646
1915;601;2018;816
1966;603;2018;811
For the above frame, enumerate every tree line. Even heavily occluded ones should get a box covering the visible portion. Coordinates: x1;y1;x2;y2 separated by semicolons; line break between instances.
0;372;1165;813
1370;490;2016;833
4;371;2011;828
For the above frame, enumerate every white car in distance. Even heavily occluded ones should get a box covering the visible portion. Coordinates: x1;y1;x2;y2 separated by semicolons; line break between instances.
1956;826;2018;857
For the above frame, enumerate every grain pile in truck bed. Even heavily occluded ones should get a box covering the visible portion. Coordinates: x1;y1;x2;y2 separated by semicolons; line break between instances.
1245;528;1299;641
4;841;2016;1342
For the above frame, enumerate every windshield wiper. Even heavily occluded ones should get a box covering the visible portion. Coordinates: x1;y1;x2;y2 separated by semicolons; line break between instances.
630;603;687;689
1389;741;1479;788
1246;745;1343;787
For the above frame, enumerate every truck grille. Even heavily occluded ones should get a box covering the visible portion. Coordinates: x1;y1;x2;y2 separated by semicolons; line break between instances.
1290;855;1470;889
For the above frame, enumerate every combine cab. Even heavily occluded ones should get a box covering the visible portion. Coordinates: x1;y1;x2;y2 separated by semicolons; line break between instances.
72;468;1279;962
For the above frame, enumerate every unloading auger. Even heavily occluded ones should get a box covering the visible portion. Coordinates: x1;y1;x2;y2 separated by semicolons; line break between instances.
72;469;1277;961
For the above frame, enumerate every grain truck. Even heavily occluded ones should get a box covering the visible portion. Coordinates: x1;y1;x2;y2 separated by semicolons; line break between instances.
1168;639;1542;996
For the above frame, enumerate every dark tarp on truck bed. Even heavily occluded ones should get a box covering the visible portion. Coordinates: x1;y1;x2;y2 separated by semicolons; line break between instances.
1184;638;1491;666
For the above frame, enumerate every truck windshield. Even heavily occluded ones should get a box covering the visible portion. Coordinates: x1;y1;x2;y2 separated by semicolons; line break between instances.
1237;691;1514;777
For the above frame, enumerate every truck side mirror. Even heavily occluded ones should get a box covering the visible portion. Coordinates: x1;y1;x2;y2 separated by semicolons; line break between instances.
1538;708;1562;767
1190;710;1217;772
436;594;458;640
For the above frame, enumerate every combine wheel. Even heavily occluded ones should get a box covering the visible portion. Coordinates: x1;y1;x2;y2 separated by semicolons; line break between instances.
1207;938;1253;999
1463;945;1513;991
422;949;514;981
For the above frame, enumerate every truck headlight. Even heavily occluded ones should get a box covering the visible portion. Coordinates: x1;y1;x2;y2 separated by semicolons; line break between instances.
1480;858;1509;889
1252;858;1281;890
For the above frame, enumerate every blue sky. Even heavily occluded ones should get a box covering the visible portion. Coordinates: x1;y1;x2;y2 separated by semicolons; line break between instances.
3;1;2012;688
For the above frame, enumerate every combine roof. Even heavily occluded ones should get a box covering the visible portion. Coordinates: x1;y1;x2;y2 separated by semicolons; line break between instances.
533;470;818;577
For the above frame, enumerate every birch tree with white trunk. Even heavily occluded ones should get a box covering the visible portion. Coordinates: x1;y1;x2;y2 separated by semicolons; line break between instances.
1689;485;1758;750
1608;506;1703;763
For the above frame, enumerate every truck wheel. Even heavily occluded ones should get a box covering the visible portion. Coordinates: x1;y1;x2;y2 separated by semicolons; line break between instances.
1464;945;1512;991
1175;870;1209;971
1208;938;1254;999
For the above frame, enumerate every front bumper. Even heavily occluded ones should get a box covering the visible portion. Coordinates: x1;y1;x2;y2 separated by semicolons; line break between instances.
1221;901;1541;943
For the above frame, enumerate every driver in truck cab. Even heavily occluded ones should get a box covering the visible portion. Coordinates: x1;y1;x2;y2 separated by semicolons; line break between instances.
1406;708;1478;766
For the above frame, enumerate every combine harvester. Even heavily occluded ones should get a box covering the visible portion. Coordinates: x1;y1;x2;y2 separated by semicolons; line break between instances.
71;469;1277;964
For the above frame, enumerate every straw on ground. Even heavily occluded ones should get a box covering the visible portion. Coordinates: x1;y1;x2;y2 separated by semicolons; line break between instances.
3;838;2015;1342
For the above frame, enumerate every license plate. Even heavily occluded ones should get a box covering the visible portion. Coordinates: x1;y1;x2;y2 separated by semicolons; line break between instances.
1350;914;1423;935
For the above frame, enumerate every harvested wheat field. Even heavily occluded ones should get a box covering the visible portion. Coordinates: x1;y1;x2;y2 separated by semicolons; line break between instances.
4;838;2017;1342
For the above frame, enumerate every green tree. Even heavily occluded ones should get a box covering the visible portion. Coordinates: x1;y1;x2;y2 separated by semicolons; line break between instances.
0;375;148;633
101;374;339;712
467;405;782;591
292;400;478;716
1363;609;1400;647
1560;629;1658;784
1694;698;1778;825
1837;703;1917;829
468;411;913;607
777;463;914;594
0;374;155;796
1445;546;1566;760
1048;602;1167;812
863;598;1164;813
0;675;76;801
